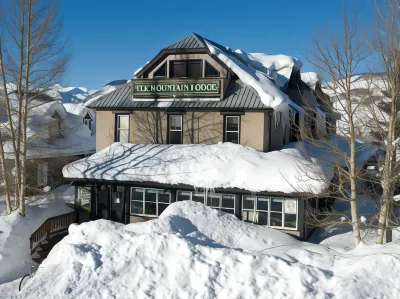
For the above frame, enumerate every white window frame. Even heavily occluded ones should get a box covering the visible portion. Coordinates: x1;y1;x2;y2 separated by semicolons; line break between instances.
130;187;171;217
168;115;183;144
116;114;130;143
241;196;298;230
176;190;235;214
225;116;240;144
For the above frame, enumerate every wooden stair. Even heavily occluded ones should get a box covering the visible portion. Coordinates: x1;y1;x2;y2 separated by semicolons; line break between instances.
30;212;76;265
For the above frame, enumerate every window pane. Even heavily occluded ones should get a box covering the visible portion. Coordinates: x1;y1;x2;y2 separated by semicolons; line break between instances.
243;196;255;210
158;203;169;216
270;212;283;227
257;198;269;211
131;201;143;214
187;61;202;78
226;117;239;131
284;214;297;228
171;61;186;78
177;191;190;201
206;195;220;207
170;115;182;130
154;63;166;78
221;195;234;208
242;210;255;222
118;115;129;130
118;130;129;143
131;188;144;201
258;211;268;225
221;208;234;215
169;131;182;144
192;193;204;203
158;190;170;203
271;199;283;212
145;189;157;202
205;61;219;77
145;202;157;215
77;186;91;211
226;132;239;144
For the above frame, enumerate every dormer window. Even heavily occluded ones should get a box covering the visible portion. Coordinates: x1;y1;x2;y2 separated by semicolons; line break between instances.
153;63;166;78
83;112;93;132
170;60;202;78
205;61;220;77
49;112;62;140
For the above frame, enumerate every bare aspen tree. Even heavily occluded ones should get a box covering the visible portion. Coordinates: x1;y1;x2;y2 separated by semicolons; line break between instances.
365;0;400;244
0;0;68;215
305;8;370;246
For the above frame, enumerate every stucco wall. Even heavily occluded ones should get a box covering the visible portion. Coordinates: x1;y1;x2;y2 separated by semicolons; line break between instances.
183;112;223;144
240;113;264;151
96;111;116;151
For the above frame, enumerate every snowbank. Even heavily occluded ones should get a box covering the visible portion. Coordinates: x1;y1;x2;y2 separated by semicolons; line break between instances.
0;186;74;284
5;201;400;298
63;142;331;194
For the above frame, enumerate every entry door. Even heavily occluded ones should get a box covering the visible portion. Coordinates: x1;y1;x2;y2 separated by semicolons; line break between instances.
97;185;110;220
111;186;125;223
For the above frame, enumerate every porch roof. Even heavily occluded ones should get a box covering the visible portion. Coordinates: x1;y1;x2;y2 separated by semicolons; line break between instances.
62;142;331;195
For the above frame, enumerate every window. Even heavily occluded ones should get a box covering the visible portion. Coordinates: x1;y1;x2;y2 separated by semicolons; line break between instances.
168;115;182;144
49;113;62;140
37;162;48;186
176;190;235;214
130;188;171;217
289;112;299;142
224;116;240;144
170;60;202;78
205;61;220;77
116;114;130;143
77;186;91;211
83;118;92;131
241;196;297;230
154;63;166;78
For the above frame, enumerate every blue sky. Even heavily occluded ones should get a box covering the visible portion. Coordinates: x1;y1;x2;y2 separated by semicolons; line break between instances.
59;0;373;90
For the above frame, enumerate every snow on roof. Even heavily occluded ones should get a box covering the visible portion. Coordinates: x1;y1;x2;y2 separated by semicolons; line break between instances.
301;72;320;90
206;40;301;113
3;100;95;159
63;142;331;194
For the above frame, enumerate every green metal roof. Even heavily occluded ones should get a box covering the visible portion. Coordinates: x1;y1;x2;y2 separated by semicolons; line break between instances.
165;33;207;50
88;80;270;110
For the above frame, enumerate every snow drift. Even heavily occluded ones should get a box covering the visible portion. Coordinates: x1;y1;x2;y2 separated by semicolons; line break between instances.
6;201;400;299
63;142;331;194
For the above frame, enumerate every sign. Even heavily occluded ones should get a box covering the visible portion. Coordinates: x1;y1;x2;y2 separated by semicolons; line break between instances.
284;200;297;214
132;79;221;98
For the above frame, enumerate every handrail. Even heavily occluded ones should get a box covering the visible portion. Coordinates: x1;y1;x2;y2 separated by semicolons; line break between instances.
29;211;76;254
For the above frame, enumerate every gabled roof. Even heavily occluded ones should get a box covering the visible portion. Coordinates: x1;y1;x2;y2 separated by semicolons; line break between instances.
165;33;207;50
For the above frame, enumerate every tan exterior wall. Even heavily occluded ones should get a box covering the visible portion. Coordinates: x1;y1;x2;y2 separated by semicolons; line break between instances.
96;110;116;151
183;112;223;144
240;113;264;151
95;110;268;151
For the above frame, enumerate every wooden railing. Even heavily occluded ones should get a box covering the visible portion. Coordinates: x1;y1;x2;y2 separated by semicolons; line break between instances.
30;211;76;253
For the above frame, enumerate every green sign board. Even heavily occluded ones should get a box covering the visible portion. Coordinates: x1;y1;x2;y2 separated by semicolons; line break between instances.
133;82;219;94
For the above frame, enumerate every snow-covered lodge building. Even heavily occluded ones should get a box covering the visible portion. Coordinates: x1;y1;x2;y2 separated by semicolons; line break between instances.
63;33;339;239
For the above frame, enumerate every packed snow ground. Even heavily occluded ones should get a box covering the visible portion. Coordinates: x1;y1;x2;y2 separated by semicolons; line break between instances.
1;201;399;299
0;185;74;284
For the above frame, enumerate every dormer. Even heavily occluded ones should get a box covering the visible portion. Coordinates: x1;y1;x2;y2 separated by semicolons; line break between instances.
83;112;93;133
133;33;233;100
48;111;62;142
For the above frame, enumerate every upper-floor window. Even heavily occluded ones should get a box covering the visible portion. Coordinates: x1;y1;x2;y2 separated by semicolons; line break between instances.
170;60;202;78
116;114;130;143
224;116;240;144
205;61;220;77
168;115;182;144
153;63;166;78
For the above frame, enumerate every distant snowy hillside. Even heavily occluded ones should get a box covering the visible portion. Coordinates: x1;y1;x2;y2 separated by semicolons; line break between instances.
43;84;97;104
